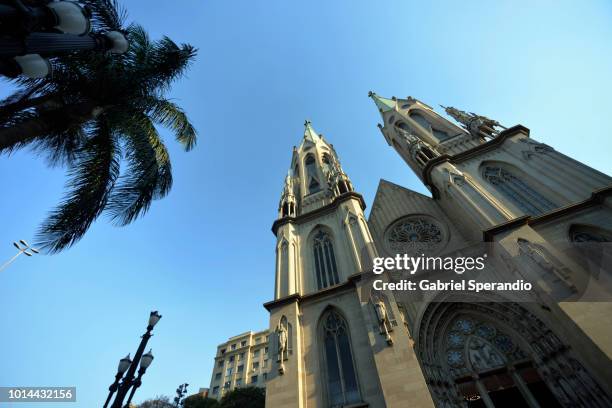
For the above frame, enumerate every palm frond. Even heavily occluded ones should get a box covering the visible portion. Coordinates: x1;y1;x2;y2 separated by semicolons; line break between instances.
106;114;172;226
148;98;197;151
35;122;120;253
126;26;197;93
30;126;87;167
81;0;127;32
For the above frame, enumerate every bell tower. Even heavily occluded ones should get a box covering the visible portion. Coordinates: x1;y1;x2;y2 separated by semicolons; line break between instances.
266;121;411;408
369;91;612;238
271;120;374;300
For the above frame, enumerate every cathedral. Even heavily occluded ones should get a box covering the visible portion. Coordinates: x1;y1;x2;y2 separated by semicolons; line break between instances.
261;92;612;408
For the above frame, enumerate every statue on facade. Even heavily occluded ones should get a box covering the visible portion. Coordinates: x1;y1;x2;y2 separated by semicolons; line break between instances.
276;319;289;374
441;105;505;140
373;298;393;345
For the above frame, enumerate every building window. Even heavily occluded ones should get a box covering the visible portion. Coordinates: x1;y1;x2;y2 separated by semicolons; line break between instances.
220;348;226;354
321;309;361;407
433;128;450;141
231;344;236;350
251;375;258;384
313;229;340;290
226;367;233;376
482;164;557;216
262;359;268;368
409;111;431;132
263;373;268;381
236;378;242;387
570;224;612;243
253;361;260;370
385;216;444;254
255;337;261;344
253;349;260;357
305;154;320;194
322;153;333;176
264;347;269;355
223;381;230;389
217;360;224;368
237;364;244;373
229;356;234;363
215;372;221;380
241;340;247;347
212;386;219;394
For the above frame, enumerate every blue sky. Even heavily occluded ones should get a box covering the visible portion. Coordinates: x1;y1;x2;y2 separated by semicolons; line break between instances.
1;0;611;406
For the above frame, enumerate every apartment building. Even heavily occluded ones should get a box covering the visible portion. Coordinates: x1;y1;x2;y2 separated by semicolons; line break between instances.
207;330;270;400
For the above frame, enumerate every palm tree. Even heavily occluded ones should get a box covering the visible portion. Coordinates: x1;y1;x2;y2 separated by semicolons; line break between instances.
0;0;197;253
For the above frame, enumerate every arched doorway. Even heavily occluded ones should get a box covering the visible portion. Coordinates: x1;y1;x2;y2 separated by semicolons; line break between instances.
415;301;611;408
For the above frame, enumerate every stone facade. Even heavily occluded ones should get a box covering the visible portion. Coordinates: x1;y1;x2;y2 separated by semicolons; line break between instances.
207;330;270;400
261;94;612;407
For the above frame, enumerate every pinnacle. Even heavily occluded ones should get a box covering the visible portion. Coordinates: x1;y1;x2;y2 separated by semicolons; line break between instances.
303;119;320;142
368;91;395;113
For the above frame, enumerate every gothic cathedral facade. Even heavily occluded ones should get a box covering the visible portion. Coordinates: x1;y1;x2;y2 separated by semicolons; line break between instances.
263;93;612;408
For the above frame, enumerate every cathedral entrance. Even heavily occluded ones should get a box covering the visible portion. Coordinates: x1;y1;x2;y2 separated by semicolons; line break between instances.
414;301;612;408
455;362;561;408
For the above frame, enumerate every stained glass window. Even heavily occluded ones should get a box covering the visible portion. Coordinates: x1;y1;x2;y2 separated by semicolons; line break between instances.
313;230;339;290
483;165;557;215
321;310;361;407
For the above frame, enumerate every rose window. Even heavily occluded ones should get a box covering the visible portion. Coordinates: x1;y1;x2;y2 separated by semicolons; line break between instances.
385;217;444;254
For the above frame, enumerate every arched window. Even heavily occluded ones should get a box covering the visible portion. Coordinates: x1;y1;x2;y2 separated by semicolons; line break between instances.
313;230;339;289
305;154;320;194
396;121;410;132
482;164;557;216
569;224;612;243
320;309;361;407
433;128;450;141
410;111;432;131
322;153;333;176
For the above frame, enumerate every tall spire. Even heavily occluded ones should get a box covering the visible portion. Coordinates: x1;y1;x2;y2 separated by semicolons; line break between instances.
368;91;395;113
303;120;320;142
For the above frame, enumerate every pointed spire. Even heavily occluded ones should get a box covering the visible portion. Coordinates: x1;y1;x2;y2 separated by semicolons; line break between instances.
303;120;320;142
368;91;395;113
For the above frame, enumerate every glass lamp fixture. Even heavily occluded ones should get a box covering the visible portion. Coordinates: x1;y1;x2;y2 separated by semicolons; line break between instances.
46;1;91;35
148;311;162;328
104;31;129;54
118;354;132;374
140;349;154;369
13;54;50;78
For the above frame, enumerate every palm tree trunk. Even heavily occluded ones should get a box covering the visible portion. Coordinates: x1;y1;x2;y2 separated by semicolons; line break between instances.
0;94;59;119
0;101;98;152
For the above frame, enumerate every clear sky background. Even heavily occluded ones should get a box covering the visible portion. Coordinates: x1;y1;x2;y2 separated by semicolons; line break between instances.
1;0;611;406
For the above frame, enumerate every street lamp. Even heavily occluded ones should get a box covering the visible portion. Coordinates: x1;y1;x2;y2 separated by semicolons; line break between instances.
124;349;154;408
108;311;162;408
103;354;132;408
0;0;129;79
0;239;39;273
0;0;91;35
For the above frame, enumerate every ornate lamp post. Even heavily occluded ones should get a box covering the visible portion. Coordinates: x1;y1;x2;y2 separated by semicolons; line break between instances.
103;354;132;408
108;311;162;408
124;349;154;408
0;0;128;78
0;240;39;273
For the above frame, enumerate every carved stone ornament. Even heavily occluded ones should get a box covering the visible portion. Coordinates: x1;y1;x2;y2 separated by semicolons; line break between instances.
441;105;506;139
385;216;444;254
